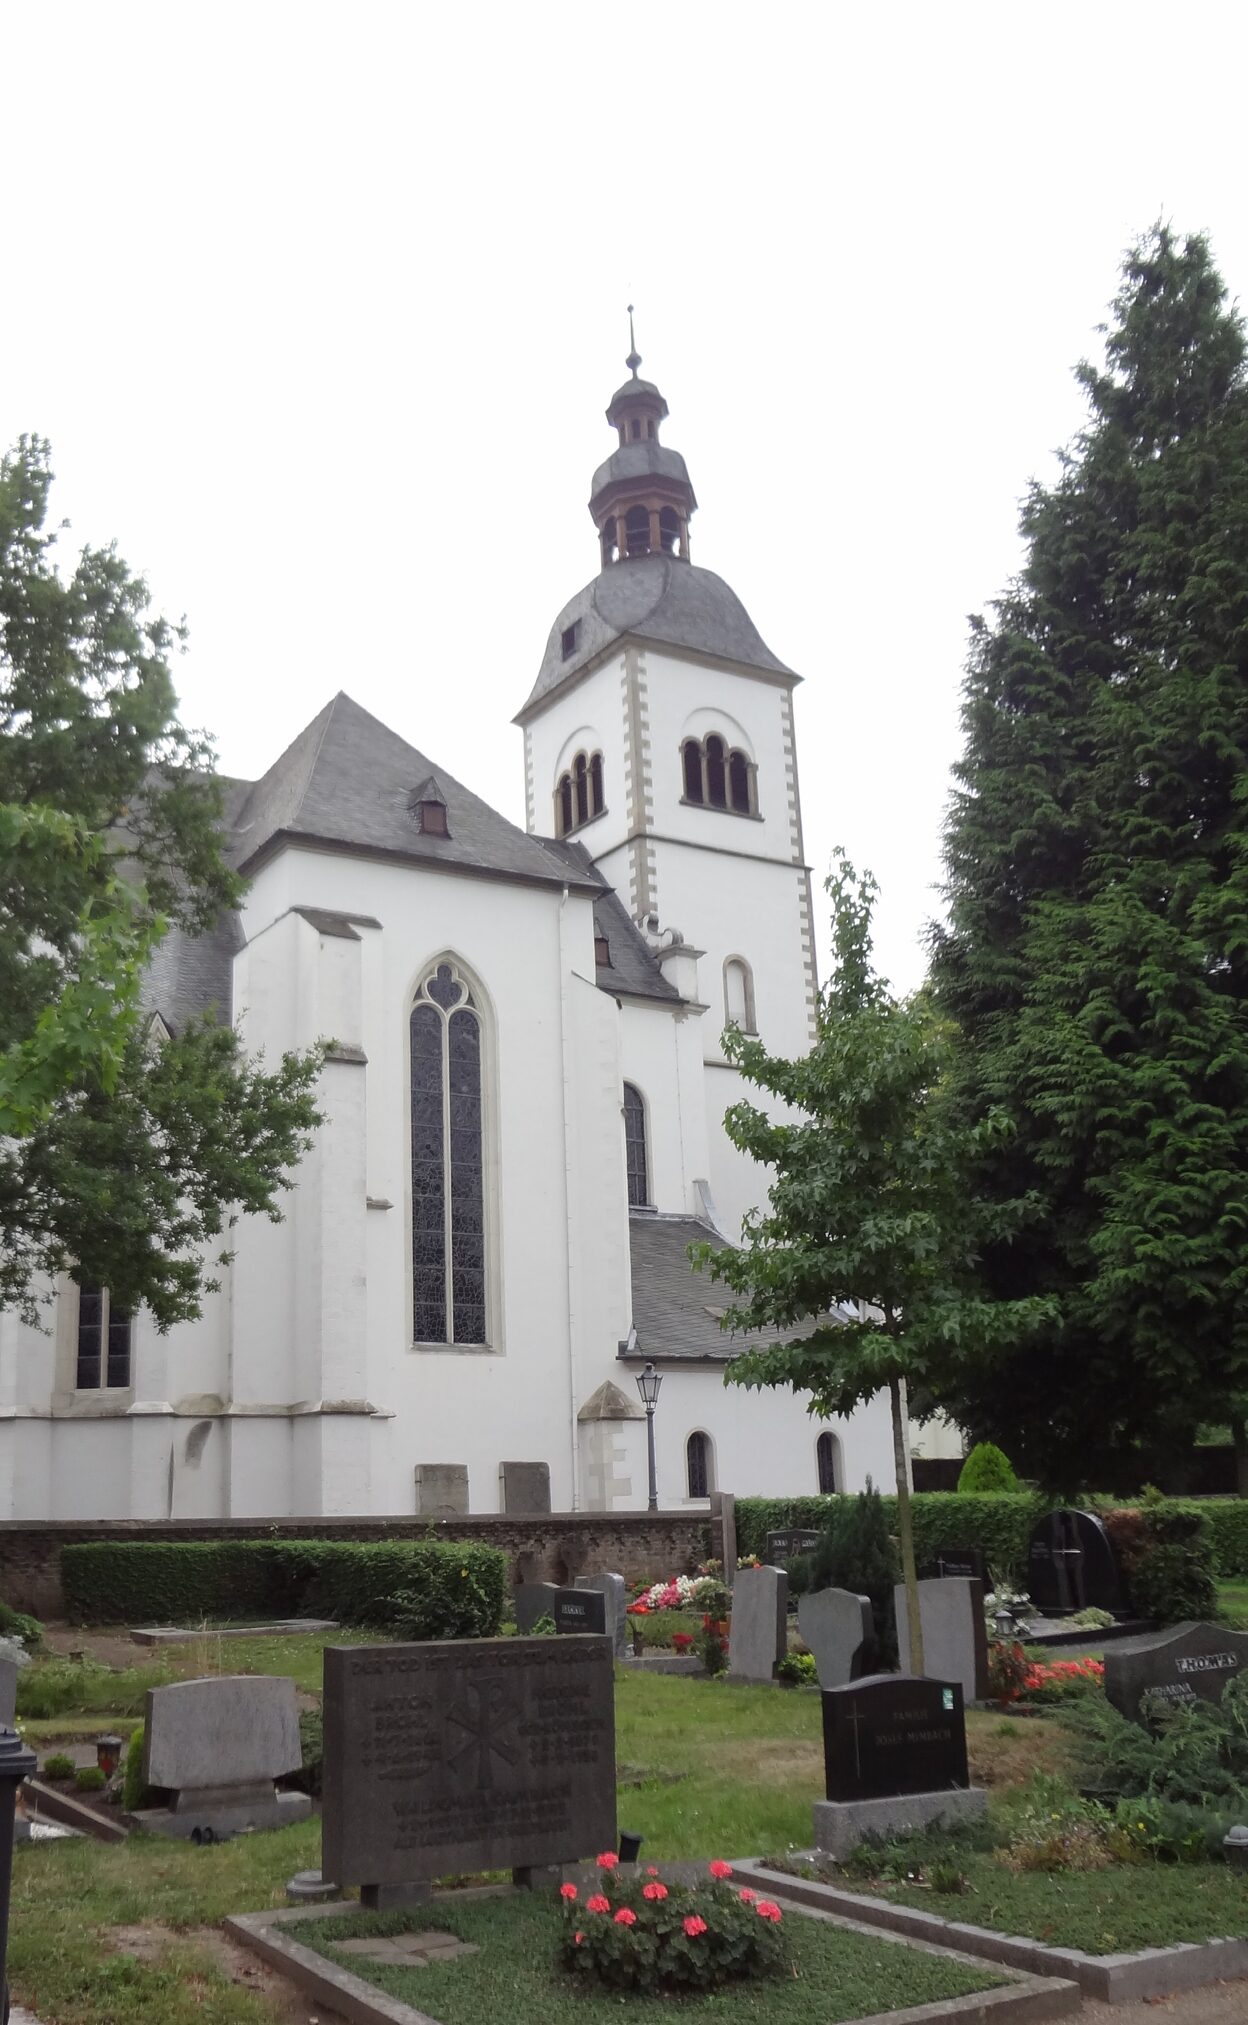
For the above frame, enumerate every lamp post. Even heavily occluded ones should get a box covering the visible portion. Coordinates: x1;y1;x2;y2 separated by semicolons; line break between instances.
635;1361;663;1513
1;1724;37;2025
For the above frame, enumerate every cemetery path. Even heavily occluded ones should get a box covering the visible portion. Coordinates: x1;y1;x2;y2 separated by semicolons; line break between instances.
1083;1978;1248;2021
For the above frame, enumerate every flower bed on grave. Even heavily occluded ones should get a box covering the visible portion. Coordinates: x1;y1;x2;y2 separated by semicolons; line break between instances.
560;1854;786;1993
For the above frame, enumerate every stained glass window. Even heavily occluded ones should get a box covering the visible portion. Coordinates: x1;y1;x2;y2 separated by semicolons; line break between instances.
687;1430;711;1498
410;962;487;1345
76;1283;131;1390
623;1082;648;1207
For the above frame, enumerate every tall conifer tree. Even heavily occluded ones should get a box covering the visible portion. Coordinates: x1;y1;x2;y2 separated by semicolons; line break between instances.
930;226;1248;1484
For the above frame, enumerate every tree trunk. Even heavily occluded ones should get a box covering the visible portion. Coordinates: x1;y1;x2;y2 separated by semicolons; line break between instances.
1233;1416;1248;1500
889;1371;924;1674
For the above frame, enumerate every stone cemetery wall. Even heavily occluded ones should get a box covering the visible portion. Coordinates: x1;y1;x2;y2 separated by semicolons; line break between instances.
323;1635;616;1888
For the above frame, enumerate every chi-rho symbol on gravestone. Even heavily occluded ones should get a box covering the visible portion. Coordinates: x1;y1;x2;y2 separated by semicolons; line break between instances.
447;1676;518;1788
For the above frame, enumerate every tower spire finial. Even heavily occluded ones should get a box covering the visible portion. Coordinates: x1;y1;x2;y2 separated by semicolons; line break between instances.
625;302;641;378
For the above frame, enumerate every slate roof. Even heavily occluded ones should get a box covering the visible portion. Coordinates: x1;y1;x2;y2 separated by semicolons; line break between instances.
227;692;597;893
519;554;796;721
589;440;695;505
621;1212;833;1363
541;839;682;1005
139;911;243;1033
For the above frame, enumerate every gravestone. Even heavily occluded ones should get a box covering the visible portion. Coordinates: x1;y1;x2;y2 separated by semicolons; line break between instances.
323;1635;615;1904
1026;1508;1124;1616
499;1460;551;1513
813;1673;987;1859
920;1547;987;1585
710;1490;737;1585
136;1675;309;1840
764;1528;820;1567
1105;1621;1248;1725
797;1587;873;1688
414;1463;469;1517
728;1565;787;1683
0;1650;16;1728
552;1588;606;1637
575;1573;627;1659
513;1583;562;1633
894;1577;990;1703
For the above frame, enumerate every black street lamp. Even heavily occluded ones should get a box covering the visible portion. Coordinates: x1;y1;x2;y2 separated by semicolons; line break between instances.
1;1724;36;2025
635;1361;663;1512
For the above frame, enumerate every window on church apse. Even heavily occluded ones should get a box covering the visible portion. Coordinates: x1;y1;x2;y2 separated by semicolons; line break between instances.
623;1082;648;1207
554;750;605;836
410;961;487;1346
75;1283;132;1390
686;1430;713;1498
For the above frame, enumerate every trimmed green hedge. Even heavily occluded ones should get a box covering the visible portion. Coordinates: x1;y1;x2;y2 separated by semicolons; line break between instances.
61;1538;508;1638
736;1494;1248;1579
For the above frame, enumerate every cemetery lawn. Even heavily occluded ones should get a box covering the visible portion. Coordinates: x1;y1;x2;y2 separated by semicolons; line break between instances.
294;1891;1005;2022
874;1855;1248;1953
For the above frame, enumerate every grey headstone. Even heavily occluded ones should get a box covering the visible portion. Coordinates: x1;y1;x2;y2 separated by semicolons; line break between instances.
798;1587;873;1688
513;1583;562;1633
711;1490;738;1585
894;1577;990;1703
728;1565;788;1683
575;1573;628;1659
143;1674;302;1793
499;1461;551;1513
0;1652;16;1727
414;1463;469;1517
1105;1621;1248;1726
322;1635;616;1889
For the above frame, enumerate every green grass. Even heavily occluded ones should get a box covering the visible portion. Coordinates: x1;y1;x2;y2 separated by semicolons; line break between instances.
1218;1579;1248;1626
294;1890;1003;2023
879;1852;1248;1953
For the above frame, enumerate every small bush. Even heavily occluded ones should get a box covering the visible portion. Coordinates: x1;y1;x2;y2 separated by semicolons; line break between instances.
561;1858;787;1993
122;1726;152;1812
529;1614;557;1638
1068;1673;1248;1811
807;1481;900;1667
0;1601;43;1649
74;1766;107;1793
290;1709;322;1799
957;1444;1018;1495
41;1753;75;1781
776;1651;817;1686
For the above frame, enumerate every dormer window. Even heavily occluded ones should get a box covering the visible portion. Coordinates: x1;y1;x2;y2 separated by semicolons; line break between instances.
595;935;610;967
555;749;606;837
418;801;448;836
561;621;580;660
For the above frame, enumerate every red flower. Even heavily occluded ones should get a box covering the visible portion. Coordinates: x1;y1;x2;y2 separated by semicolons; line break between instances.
586;1894;610;1914
755;1900;783;1922
683;1915;708;1937
738;1887;757;1903
708;1860;733;1879
614;1907;637;1926
645;1865;660;1876
574;1930;584;1945
642;1882;668;1901
560;1882;578;1900
627;1601;650;1614
596;1851;619;1870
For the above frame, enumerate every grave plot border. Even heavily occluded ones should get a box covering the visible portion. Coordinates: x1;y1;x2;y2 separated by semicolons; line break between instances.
735;1860;1248;2005
225;1889;1079;2025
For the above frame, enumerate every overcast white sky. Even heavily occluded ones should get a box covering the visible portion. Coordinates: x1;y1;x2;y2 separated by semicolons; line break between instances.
5;2;1248;990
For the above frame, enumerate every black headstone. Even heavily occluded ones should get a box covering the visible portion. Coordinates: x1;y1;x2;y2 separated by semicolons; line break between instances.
822;1673;969;1802
552;1588;606;1636
322;1636;616;1889
1026;1509;1123;1616
764;1528;821;1567
1104;1621;1248;1725
920;1547;987;1585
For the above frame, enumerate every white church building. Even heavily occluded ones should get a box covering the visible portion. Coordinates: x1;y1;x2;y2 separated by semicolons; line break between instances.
0;347;897;1522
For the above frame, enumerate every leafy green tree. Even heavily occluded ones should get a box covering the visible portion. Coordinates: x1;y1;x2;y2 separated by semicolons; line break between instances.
929;226;1248;1486
692;854;1052;1668
1;436;323;1324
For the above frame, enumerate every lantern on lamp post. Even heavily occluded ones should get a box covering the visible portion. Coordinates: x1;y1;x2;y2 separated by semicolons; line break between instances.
634;1361;663;1513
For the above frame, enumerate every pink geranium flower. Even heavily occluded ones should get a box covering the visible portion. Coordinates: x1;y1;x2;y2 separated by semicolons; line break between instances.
586;1894;610;1914
596;1851;619;1870
708;1860;733;1879
614;1906;637;1926
574;1930;584;1945
738;1887;757;1903
560;1882;578;1900
755;1900;783;1922
642;1882;668;1901
683;1915;708;1937
645;1865;660;1876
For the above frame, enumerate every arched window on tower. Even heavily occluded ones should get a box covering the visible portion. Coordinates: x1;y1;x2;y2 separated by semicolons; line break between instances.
555;751;604;837
682;738;704;804
816;1431;840;1494
574;751;589;827
686;1430;714;1499
623;1082;648;1207
659;506;682;555
630;417;642;440
705;734;727;808
556;773;574;837
602;517;619;565
625;505;650;557
590;751;604;818
729;749;753;815
410;960;488;1346
723;957;756;1034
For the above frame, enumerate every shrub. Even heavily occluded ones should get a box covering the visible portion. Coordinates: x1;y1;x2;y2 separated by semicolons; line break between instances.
0;1601;43;1649
735;1493;1041;1575
74;1766;107;1793
807;1482;899;1667
41;1753;75;1781
290;1708;323;1798
957;1444;1018;1494
1110;1503;1218;1623
776;1651;817;1686
560;1858;787;1993
1021;1657;1104;1705
696;1619;728;1675
122;1726;152;1812
60;1538;507;1638
987;1640;1030;1703
1068;1673;1248;1810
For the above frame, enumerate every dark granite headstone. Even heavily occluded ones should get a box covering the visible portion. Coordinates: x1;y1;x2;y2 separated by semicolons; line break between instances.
323;1636;616;1889
513;1583;562;1634
822;1674;969;1803
553;1588;606;1637
1105;1621;1248;1725
920;1547;987;1585
1026;1508;1124;1616
764;1528;821;1567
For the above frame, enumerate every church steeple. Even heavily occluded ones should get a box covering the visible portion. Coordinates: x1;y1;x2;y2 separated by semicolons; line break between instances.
589;310;698;569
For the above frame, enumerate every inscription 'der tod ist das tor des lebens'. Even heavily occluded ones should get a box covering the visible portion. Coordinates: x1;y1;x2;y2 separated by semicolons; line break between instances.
322;1637;616;1887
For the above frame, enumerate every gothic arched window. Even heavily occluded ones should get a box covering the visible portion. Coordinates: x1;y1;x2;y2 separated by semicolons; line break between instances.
723;956;756;1033
817;1430;839;1494
411;960;487;1346
686;1429;713;1498
623;1081;648;1207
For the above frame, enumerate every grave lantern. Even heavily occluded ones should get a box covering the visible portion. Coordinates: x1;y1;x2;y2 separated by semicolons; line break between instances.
96;1733;124;1778
634;1362;663;1513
